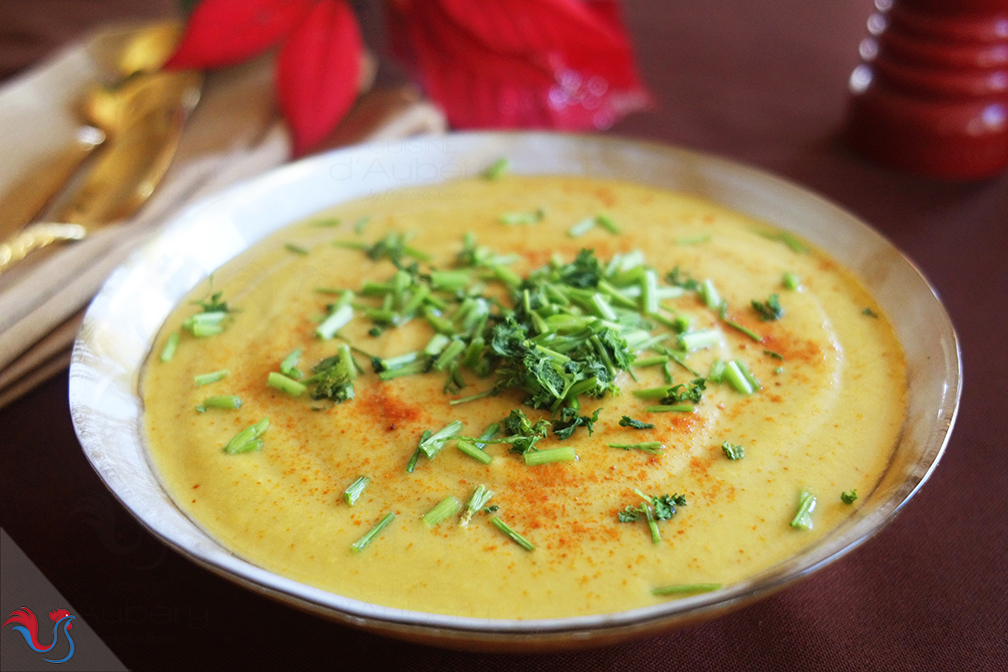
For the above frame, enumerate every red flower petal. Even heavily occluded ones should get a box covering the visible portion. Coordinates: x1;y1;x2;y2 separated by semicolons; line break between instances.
276;0;363;156
389;0;652;130
166;0;313;70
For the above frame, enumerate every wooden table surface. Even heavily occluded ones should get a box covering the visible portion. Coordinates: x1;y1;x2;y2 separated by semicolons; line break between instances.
2;1;1006;670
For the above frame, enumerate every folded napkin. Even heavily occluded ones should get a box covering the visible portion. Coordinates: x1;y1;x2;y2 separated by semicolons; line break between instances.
0;24;446;409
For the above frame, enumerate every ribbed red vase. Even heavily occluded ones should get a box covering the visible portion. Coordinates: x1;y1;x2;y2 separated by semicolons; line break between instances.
844;0;1008;180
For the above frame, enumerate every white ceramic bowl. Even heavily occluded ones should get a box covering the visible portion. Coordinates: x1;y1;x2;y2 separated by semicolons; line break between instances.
70;132;960;651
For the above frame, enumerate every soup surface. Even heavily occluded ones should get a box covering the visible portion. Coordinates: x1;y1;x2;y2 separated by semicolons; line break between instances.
142;175;906;619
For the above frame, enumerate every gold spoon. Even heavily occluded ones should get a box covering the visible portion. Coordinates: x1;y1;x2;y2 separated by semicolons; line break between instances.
0;23;199;274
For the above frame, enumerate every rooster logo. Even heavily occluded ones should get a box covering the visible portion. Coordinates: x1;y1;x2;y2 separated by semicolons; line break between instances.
3;607;76;663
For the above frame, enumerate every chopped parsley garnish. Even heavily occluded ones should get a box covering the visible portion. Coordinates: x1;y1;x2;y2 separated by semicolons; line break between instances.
841;489;858;504
501;409;550;454
552;407;600;440
790;490;816;530
661;378;706;405
752;294;784;321
619;415;655;430
721;441;744;460
618;490;686;542
306;344;356;403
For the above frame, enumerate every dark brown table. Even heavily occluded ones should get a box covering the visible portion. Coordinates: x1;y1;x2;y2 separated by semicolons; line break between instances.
2;1;1006;670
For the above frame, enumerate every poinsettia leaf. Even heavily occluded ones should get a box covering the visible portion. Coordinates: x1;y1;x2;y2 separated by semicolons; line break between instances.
389;0;652;130
166;0;314;69
276;0;363;156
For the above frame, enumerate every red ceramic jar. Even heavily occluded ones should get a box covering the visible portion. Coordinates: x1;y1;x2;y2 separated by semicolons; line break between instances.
844;0;1008;180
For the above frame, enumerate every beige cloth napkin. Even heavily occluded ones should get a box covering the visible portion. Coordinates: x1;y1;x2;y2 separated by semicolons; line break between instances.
0;25;446;409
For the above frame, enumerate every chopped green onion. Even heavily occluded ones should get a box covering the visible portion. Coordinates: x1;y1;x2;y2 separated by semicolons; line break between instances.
721;441;745;460
424;333;452;357
422;496;462;527
679;329;720;351
700;279;721;309
568;217;596;237
461;485;494;526
646;404;695;413
596;213;620;234
642;269;659;315
352;512;396;552
483;157;509;180
456;438;493;464
268;372;306;397
433;339;466;371
633;355;669;368
783;272;801;290
224;417;269;454
724;319;762;342
763;349;784;360
378;361;428;380
418;420;464;459
652;583;722;596
489;516;535;551
790;490;816;529
735;359;760;390
723;360;755;394
160;332;180;362
285;242;309;255
200;395;242;410
316;304;353;340
524;446;578;465
632;386;671;400
449;389;495;406
280;348;302;378
194;369;229;386
343;476;369;505
609;442;666;454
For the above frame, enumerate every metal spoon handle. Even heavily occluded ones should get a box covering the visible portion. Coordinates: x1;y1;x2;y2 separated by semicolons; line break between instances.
0;223;88;274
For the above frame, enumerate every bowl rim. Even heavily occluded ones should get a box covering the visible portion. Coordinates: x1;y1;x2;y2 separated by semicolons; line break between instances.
69;131;961;644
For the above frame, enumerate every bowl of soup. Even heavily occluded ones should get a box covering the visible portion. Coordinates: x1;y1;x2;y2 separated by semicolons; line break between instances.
69;132;959;650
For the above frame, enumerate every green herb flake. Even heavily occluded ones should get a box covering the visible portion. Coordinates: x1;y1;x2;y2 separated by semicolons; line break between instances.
285;242;309;255
841;489;858;504
863;307;879;318
618;415;655;430
752;294;784;321
790;490;817;530
721;441;745;460
160;332;180;362
483;157;509;180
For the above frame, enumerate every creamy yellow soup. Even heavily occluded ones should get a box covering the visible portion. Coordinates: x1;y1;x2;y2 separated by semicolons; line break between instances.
141;175;906;619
